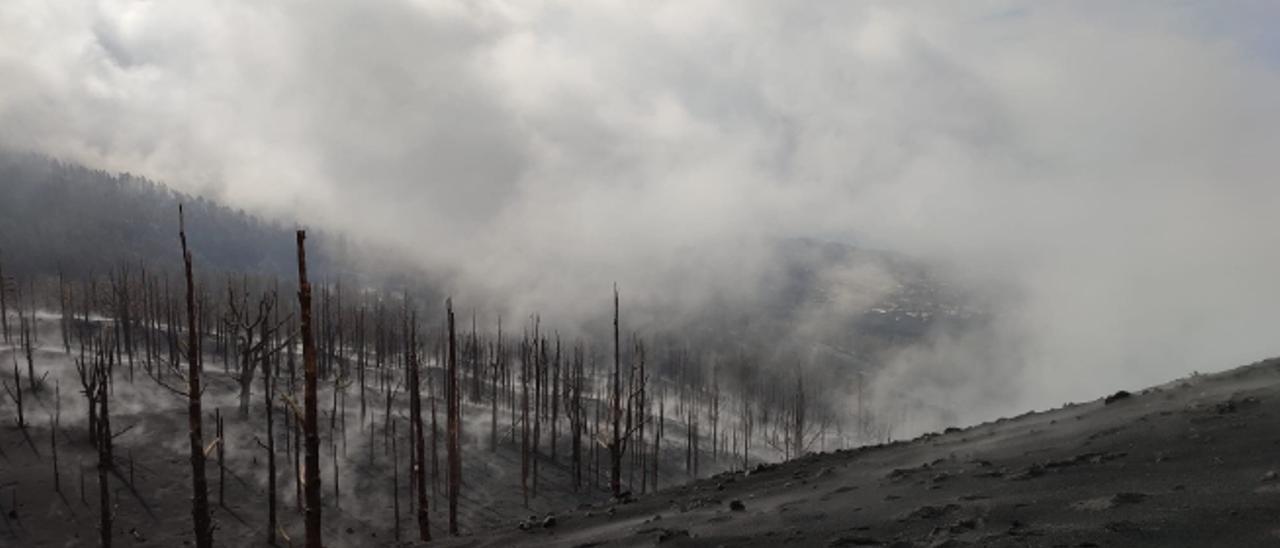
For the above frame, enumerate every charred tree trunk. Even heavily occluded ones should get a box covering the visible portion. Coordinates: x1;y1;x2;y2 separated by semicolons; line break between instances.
6;357;23;428
392;418;400;542
97;347;114;548
0;251;8;344
521;337;530;507
263;321;278;546
217;409;225;507
296;230;323;548
405;307;431;542
181;205;214;548
446;299;461;535
610;285;623;497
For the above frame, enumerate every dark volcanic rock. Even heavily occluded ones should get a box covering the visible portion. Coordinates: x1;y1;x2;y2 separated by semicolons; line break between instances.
1104;390;1132;404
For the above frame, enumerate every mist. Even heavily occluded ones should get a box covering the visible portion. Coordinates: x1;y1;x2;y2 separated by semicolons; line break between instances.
4;1;1280;434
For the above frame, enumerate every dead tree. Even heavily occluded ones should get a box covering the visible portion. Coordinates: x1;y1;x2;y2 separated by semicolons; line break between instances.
490;317;501;453
429;364;439;500
571;343;583;490
550;336;560;462
609;285;624;497
520;335;530;507
296;230;323;548
180;205;214;548
21;309;37;392
405;306;430;542
94;338;116;548
4;354;23;428
216;409;226;507
52;380;62;493
253;287;289;545
446;299;460;535
0;250;8;343
226;283;285;418
261;323;280;546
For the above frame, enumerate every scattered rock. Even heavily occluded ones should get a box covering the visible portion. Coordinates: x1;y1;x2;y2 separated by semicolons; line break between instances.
827;535;883;547
1114;492;1146;504
656;528;690;543
1009;465;1045;481
1104;391;1132;405
900;504;960;522
1104;520;1141;533
1072;492;1147;511
1044;451;1126;469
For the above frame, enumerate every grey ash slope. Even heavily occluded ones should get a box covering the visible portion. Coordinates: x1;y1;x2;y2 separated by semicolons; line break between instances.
446;358;1280;547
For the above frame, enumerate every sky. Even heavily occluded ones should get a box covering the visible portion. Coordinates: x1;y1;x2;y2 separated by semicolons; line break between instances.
3;0;1280;431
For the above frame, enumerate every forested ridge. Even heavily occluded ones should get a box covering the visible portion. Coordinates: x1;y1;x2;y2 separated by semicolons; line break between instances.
0;151;342;279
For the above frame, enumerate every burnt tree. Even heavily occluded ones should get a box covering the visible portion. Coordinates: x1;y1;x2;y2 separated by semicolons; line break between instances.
180;205;214;548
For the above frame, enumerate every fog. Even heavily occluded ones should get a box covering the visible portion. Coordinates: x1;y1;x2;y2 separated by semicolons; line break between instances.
4;1;1280;433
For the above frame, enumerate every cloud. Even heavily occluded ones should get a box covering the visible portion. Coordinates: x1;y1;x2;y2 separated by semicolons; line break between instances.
4;0;1280;432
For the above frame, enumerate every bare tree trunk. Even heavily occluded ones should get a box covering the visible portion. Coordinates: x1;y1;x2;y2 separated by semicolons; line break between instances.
217;408;225;507
97;348;114;548
491;318;500;452
446;299;461;535
181;205;214;548
0;251;8;344
405;306;431;542
610;285;623;497
263;316;278;546
6;357;23;428
392;418;400;542
21;310;37;392
52;380;61;492
571;344;582;491
551;337;559;463
296;230;322;548
520;337;529;507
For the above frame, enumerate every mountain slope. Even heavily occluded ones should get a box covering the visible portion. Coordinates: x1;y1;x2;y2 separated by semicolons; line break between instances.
442;358;1280;547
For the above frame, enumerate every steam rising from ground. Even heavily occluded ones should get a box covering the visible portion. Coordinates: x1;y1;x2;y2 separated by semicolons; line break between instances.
4;2;1280;433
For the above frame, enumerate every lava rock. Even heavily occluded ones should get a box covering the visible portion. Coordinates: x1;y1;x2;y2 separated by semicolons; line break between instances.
1104;391;1132;405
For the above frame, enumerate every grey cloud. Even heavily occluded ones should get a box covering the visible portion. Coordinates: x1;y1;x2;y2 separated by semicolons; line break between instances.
4;0;1280;434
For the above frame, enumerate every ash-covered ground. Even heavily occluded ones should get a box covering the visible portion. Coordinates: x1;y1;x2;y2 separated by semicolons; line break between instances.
442;358;1280;547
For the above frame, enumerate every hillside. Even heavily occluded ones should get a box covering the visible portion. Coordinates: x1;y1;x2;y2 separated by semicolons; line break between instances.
442;358;1280;547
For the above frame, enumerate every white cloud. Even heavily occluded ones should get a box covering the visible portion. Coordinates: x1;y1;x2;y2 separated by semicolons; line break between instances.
4;0;1280;430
